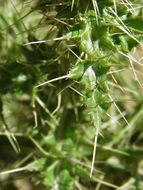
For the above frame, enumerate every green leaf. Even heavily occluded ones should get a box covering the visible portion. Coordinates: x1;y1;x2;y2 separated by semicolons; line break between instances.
98;74;109;92
43;168;55;187
73;165;89;180
125;17;143;31
91;106;102;129
68;63;84;79
42;161;59;187
62;138;75;155
100;96;111;111
59;170;74;190
27;158;47;172
42;132;56;146
84;92;96;108
93;59;110;76
80;66;96;91
119;35;129;53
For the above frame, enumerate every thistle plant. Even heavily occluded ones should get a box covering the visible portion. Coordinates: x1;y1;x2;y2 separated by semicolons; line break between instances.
35;0;143;177
0;0;143;190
